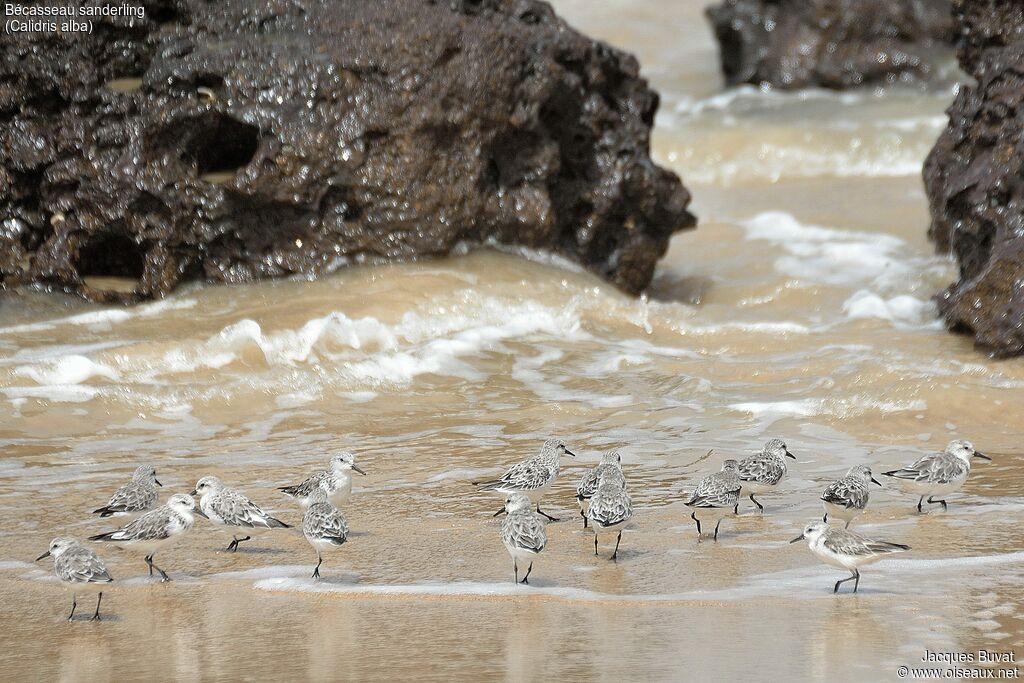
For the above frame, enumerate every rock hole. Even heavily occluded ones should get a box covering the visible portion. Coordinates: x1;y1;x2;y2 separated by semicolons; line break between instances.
76;232;146;280
184;113;260;177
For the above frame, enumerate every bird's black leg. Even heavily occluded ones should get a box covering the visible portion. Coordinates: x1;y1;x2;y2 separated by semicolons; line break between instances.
67;595;77;621
612;531;622;561
91;593;103;621
147;556;170;582
845;519;851;529
750;494;764;512
733;503;739;515
145;554;154;576
512;560;518;584
917;496;924;513
834;573;858;594
593;533;599;556
312;554;322;579
536;505;559;522
713;519;722;541
227;537;238;552
580;507;588;529
823;512;828;523
928;496;948;511
853;570;860;593
691;511;702;537
520;562;533;584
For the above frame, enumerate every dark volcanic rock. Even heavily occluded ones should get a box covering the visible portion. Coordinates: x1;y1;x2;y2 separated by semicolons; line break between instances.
923;2;1024;357
706;0;955;90
0;0;694;302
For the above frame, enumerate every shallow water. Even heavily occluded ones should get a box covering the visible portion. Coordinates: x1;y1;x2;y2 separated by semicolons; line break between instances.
2;1;1023;680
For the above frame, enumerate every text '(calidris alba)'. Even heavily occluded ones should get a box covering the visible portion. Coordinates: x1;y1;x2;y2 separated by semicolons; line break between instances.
821;465;881;528
882;439;990;512
89;493;202;581
36;538;113;621
92;465;161;517
476;438;575;521
790;522;909;594
192;476;290;552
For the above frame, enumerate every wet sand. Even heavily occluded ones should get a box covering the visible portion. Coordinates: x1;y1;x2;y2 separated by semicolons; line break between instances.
2;0;1024;679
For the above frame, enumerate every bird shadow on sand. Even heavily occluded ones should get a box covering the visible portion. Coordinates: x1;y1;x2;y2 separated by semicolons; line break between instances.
215;546;288;555
68;613;123;623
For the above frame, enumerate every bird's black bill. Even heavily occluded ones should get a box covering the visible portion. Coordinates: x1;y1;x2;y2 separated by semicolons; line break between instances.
784;450;797;460
352;464;367;476
565;449;576;457
871;477;882;486
35;550;50;561
974;452;992;461
194;508;209;519
155;479;163;487
492;508;506;517
789;535;804;544
189;489;198;496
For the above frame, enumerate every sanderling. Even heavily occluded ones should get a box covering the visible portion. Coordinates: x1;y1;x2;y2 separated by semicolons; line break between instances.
302;486;349;579
736;438;796;513
498;492;548;584
586;468;633;560
92;465;161;517
192;476;290;552
475;438;576;521
685;459;742;540
821;465;881;528
279;451;366;509
881;439;990;512
790;521;909;594
575;451;622;529
89;493;202;581
36;537;113;621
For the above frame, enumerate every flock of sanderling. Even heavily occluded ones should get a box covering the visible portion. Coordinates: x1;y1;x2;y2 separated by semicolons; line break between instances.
34;437;990;620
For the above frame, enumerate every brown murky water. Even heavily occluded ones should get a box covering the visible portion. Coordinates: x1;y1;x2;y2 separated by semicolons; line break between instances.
1;1;1022;680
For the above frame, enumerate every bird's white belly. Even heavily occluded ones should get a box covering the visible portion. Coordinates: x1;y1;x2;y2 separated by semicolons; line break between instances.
118;536;174;556
902;478;965;496
740;480;776;495
505;545;541;565
823;501;861;522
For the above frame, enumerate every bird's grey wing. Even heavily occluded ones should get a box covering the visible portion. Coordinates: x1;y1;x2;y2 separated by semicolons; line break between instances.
217;489;268;528
886;453;950;482
825;529;908;556
688;473;741;507
101;481;157;513
576;467;601;499
738;455;781;484
127;507;184;540
925;455;967;484
589;491;633;526
61;548;113;583
304;503;348;540
822;478;866;508
499;461;550;490
505;513;547;552
281;470;327;497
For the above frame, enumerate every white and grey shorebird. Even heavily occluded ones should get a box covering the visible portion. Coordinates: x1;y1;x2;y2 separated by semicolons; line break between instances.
278;451;366;509
586;468;633;560
302;486;349;579
575;450;622;529
790;522;909;594
498;492;547;584
89;493;203;581
92;465;162;517
35;537;113;621
881;439;990;512
475;438;576;521
685;459;742;540
821;465;881;528
736;438;796;513
191;476;290;552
